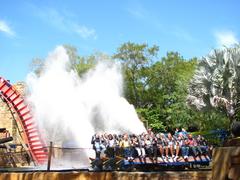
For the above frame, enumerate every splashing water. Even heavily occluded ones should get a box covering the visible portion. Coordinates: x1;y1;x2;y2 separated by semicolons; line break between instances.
26;46;146;168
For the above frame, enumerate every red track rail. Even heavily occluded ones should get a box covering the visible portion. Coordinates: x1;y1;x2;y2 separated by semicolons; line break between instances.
0;77;48;165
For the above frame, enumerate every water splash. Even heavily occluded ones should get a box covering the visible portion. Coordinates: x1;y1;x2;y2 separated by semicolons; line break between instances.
26;46;146;168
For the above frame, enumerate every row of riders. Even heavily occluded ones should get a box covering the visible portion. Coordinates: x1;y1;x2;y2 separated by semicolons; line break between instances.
91;129;210;163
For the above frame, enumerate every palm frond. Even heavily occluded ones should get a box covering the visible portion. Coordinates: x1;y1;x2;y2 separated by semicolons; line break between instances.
187;45;240;119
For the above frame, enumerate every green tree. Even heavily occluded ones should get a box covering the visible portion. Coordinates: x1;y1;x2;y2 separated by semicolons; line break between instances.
63;44;79;70
113;42;159;107
30;45;111;78
76;51;111;77
30;44;79;76
137;108;166;131
147;52;198;130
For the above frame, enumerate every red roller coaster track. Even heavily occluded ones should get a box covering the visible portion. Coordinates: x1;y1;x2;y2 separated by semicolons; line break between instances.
0;76;48;165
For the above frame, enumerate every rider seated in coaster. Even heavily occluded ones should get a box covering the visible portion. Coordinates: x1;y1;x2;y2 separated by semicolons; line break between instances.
91;133;103;159
166;133;175;161
173;134;180;161
144;134;154;162
120;133;133;161
188;134;202;158
106;134;117;158
196;135;208;155
152;135;158;163
132;134;146;163
157;133;166;161
178;132;189;161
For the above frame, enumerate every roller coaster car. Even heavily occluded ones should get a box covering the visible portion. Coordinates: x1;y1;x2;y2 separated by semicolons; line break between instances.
89;156;123;171
89;154;211;171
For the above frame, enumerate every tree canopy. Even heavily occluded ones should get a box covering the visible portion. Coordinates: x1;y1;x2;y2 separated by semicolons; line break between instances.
30;42;231;132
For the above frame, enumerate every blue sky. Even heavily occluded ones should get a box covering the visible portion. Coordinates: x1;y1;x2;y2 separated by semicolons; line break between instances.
0;0;239;83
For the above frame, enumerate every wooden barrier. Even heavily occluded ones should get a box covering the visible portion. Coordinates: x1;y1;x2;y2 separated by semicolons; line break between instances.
212;147;240;180
0;170;212;180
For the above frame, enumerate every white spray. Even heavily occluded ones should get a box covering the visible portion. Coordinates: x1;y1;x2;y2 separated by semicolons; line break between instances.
26;46;146;168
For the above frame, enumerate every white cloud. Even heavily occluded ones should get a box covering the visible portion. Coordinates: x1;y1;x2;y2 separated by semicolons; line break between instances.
0;20;15;37
34;7;97;39
75;25;97;39
215;31;238;47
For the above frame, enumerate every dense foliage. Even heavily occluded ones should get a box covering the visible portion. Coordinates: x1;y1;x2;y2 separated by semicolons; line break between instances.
113;42;229;131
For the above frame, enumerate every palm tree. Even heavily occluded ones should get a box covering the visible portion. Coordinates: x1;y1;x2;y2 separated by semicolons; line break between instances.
187;45;240;126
